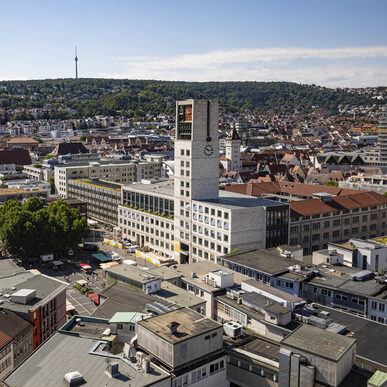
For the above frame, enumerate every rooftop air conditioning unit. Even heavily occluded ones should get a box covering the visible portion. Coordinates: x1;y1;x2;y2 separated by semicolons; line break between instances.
223;321;243;338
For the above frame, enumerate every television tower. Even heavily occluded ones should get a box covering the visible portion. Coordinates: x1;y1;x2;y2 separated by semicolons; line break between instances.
75;46;78;79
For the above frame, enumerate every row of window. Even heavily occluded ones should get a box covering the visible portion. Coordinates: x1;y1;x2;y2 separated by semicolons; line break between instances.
171;360;224;387
191;224;229;241
192;204;229;219
123;229;175;252
123;191;174;217
371;301;386;312
370;315;386;324
291;207;385;222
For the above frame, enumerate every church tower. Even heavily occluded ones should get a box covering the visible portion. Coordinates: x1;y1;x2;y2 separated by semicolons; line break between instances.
224;128;242;172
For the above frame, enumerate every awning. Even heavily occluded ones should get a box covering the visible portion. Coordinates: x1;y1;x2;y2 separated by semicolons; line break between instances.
80;264;92;270
53;260;64;266
92;253;112;262
77;279;87;286
100;262;119;270
66;300;75;311
88;293;99;304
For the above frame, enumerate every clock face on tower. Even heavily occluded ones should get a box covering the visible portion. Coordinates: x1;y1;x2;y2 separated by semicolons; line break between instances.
203;144;214;157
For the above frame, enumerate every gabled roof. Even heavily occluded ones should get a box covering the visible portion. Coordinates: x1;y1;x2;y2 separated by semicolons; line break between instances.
0;331;12;349
49;142;88;156
0;148;32;165
0;309;31;339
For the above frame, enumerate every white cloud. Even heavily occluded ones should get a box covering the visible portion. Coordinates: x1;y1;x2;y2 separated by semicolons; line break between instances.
98;46;387;87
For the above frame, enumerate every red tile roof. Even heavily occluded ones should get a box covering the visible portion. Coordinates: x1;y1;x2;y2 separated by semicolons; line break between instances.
0;331;12;350
0;149;32;165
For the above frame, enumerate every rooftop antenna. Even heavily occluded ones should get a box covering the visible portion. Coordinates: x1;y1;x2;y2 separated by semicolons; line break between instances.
75;46;78;79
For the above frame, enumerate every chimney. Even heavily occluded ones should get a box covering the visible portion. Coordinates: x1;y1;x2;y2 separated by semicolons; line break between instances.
167;321;180;335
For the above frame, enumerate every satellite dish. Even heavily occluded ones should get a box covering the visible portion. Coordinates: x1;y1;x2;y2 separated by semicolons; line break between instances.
105;357;111;364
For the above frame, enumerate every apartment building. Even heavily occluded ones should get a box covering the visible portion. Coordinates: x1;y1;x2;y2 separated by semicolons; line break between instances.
339;173;387;195
0;309;33;379
67;178;121;225
289;192;387;255
23;164;54;182
0;260;68;350
327;238;387;273
378;104;387;165
118;100;289;264
55;159;161;197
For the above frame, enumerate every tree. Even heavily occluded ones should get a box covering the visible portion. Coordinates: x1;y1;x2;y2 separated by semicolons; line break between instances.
325;180;338;187
47;177;55;194
79;135;87;141
0;198;89;261
383;192;387;197
15;165;24;172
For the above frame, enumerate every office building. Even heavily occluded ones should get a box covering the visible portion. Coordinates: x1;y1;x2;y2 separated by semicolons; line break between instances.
55;159;161;197
118;100;289;264
67;178;121;225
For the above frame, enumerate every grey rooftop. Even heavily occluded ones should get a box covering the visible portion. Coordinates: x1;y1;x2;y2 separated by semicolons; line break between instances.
138;308;221;344
0;272;67;312
281;324;355;362
4;332;170;387
221;248;300;276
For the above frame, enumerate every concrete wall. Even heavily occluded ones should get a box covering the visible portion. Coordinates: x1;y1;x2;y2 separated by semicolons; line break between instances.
230;206;266;250
281;343;355;387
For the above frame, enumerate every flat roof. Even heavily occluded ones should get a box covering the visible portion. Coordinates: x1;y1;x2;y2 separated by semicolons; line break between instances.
106;265;161;284
122;180;286;210
147;266;182;281
0;259;26;278
221;248;300;276
281;324;355;362
242;279;304;303
155;282;205;309
138;308;221;344
173;261;248;293
308;272;383;297
241;292;290;315
0;272;67;312
312;304;387;367
109;312;145;324
72;178;122;191
122;179;174;197
235;337;280;362
4;332;170;387
202;190;287;210
91;282;175;319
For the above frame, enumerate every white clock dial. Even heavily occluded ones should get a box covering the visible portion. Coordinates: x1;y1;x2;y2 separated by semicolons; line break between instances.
203;144;214;157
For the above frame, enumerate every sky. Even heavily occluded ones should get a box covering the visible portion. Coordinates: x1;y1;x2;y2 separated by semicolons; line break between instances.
1;0;387;88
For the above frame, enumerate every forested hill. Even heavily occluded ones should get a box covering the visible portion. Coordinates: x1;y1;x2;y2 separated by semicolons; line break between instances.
0;79;384;119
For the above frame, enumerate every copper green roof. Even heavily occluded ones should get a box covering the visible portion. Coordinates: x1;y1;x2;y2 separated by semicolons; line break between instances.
109;312;145;324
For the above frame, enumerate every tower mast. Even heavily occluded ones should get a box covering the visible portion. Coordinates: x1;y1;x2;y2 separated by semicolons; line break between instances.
75;46;78;79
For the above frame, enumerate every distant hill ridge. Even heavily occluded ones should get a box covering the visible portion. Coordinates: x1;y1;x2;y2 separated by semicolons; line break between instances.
0;79;384;120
